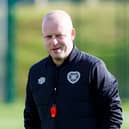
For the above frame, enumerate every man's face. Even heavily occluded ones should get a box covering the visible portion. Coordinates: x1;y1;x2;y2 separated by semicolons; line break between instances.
42;16;75;64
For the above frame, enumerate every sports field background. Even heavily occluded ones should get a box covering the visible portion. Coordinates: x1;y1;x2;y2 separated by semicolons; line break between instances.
0;1;129;129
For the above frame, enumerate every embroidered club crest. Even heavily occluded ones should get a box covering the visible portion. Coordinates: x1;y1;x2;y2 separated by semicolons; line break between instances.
67;71;80;84
38;77;46;85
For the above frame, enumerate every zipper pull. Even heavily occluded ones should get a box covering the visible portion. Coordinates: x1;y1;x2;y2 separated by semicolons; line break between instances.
50;104;56;118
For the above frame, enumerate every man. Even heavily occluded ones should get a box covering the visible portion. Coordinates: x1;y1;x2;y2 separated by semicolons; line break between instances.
24;10;123;129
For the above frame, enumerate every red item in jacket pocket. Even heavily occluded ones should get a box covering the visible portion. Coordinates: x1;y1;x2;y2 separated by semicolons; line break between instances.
50;105;56;118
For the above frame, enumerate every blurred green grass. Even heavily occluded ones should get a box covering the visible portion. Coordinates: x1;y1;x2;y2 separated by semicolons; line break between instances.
0;99;128;129
0;100;24;129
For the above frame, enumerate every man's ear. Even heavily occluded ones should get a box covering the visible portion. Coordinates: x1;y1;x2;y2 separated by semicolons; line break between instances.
71;28;76;40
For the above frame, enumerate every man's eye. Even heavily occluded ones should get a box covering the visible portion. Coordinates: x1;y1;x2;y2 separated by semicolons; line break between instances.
44;34;66;40
56;34;62;38
46;35;52;39
56;34;66;38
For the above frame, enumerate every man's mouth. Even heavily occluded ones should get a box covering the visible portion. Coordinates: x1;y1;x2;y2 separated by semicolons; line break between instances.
52;47;62;53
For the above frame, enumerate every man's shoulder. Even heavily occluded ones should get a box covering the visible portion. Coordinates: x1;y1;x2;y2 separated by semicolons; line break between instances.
29;57;48;72
79;51;102;65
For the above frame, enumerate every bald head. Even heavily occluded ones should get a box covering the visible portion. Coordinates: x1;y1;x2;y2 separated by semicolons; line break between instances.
42;10;73;34
41;10;76;66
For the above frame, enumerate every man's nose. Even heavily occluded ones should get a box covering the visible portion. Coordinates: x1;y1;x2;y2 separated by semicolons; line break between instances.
51;36;58;45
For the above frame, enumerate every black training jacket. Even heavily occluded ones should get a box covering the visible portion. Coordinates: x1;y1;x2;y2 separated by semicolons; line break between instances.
24;46;123;129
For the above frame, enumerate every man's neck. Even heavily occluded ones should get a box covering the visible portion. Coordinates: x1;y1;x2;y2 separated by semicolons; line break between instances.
53;58;65;66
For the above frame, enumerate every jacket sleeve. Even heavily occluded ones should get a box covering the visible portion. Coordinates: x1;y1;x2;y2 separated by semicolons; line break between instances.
90;60;123;129
24;68;41;129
